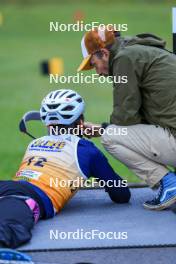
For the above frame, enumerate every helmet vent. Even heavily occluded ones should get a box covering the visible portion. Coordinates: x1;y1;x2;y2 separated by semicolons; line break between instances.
77;98;83;103
41;107;46;112
49;117;59;121
61;114;72;119
62;105;75;111
49;92;53;98
60;91;68;97
66;93;76;98
53;91;61;99
47;104;60;109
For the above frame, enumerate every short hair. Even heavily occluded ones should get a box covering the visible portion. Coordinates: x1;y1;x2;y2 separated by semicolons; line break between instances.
49;114;84;136
94;32;120;59
94;50;104;59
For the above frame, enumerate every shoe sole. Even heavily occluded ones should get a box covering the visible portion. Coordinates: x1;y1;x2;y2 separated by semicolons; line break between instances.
143;195;176;210
0;249;32;262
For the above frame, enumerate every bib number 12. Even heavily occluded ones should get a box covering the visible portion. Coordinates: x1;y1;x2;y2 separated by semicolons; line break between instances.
27;157;47;167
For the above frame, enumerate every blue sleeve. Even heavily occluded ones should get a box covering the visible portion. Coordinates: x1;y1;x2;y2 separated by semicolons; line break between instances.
77;139;131;203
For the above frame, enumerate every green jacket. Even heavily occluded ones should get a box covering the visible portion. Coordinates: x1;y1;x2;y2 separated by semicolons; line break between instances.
109;34;176;137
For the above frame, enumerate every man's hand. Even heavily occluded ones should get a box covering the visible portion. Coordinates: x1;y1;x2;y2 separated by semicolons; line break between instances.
83;122;102;138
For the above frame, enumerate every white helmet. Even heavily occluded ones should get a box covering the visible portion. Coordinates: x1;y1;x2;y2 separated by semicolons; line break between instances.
40;89;85;126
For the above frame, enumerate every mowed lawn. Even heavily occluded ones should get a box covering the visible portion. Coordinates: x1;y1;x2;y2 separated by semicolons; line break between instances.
0;0;175;181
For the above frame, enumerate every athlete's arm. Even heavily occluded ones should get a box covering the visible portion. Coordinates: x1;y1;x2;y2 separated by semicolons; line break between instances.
77;139;131;203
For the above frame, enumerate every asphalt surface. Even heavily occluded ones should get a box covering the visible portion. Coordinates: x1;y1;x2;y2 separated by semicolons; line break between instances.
28;247;176;264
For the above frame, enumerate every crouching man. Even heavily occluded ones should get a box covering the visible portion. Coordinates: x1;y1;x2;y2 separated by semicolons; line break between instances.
77;26;176;211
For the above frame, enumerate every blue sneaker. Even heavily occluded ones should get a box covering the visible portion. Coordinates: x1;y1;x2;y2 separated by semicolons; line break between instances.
143;172;176;210
0;249;33;262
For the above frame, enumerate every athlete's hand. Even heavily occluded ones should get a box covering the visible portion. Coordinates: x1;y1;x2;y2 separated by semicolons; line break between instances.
83;122;102;138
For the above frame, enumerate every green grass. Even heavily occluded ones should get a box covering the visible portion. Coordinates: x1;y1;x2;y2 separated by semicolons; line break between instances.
0;0;175;181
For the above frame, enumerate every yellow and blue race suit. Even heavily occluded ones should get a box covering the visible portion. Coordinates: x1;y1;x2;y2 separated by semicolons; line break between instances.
13;134;131;218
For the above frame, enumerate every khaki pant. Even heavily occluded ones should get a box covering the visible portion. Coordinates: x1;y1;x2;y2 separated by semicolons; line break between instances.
101;124;176;187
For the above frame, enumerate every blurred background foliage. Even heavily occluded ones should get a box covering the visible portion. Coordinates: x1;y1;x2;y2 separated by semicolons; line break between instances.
0;0;175;181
